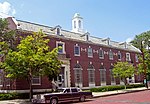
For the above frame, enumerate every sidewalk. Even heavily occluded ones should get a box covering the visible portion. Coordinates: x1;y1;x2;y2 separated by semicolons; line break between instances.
93;87;149;98
0;87;149;104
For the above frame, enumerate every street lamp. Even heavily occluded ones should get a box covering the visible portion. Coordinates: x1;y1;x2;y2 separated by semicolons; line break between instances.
141;40;148;88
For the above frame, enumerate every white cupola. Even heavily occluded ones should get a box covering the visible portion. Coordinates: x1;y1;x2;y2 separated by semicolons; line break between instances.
72;13;84;34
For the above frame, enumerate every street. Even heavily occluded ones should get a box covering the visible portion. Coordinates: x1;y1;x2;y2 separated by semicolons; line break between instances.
63;90;150;104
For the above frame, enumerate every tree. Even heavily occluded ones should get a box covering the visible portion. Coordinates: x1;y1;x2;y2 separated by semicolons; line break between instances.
112;62;135;89
2;30;62;101
131;31;150;81
130;31;150;49
0;18;17;89
0;18;17;52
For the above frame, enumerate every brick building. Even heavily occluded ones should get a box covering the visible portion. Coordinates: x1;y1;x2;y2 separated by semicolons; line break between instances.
0;13;142;92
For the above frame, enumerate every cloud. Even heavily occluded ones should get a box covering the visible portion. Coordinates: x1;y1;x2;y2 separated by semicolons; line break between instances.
0;1;16;16
126;37;133;43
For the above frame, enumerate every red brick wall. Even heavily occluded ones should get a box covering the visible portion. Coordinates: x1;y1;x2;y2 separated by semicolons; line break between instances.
5;33;140;90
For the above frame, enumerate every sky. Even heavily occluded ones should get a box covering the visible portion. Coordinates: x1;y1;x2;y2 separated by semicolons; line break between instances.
0;0;150;42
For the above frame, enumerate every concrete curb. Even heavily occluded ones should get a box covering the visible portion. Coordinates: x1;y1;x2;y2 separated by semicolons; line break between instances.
93;87;149;98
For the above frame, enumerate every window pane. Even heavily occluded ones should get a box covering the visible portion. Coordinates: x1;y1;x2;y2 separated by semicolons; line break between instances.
58;43;63;53
74;69;82;83
88;48;93;57
32;76;40;85
109;51;113;60
118;52;121;60
100;70;106;83
74;46;80;56
88;70;95;83
99;50;104;58
56;28;60;35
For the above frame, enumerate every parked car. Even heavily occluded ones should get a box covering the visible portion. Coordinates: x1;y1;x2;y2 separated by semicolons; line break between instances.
32;87;93;104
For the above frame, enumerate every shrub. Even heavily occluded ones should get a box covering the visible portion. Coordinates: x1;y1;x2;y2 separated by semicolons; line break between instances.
90;84;145;92
0;93;29;100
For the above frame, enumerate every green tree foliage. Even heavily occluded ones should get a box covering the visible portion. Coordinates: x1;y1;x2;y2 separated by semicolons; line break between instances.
131;31;150;49
0;18;16;53
113;62;135;89
2;30;62;101
131;31;150;80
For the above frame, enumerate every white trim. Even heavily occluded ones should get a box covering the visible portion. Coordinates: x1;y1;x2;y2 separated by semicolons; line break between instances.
56;41;66;54
87;68;95;70
126;52;131;61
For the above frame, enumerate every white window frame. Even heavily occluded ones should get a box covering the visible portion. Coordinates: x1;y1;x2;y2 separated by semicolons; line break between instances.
118;51;122;60
109;50;113;60
56;41;66;54
99;49;104;59
88;47;93;58
32;76;41;85
126;53;131;61
74;45;80;56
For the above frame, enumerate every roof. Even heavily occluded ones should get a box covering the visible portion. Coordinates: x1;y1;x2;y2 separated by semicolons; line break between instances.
16;19;141;53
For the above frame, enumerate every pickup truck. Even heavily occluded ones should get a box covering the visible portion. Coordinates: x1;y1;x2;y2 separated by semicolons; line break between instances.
32;88;93;104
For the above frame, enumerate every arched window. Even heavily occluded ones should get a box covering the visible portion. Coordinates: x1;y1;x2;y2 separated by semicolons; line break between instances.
56;27;60;35
74;64;82;87
74;21;76;28
87;64;95;84
110;65;115;85
78;20;81;28
99;65;106;85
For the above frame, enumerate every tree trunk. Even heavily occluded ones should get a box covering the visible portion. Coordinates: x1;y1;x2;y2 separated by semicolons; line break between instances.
122;78;127;89
29;69;33;102
29;77;33;102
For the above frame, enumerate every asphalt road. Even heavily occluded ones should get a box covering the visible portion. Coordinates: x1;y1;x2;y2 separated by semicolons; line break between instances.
63;90;150;104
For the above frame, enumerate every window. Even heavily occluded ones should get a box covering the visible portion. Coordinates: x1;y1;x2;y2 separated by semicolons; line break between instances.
88;47;93;57
74;69;82;84
118;51;121;60
74;64;82;86
88;70;95;84
110;69;115;84
71;88;78;92
88;64;95;84
109;50;113;60
74;21;76;28
78;20;81;28
32;76;41;85
56;41;65;54
56;28;60;35
99;49;104;59
74;45;80;56
135;54;138;62
0;69;3;86
100;69;106;84
126;53;131;61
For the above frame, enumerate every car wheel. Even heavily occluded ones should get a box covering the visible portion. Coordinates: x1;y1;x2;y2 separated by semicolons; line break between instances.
80;96;85;102
50;98;58;104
